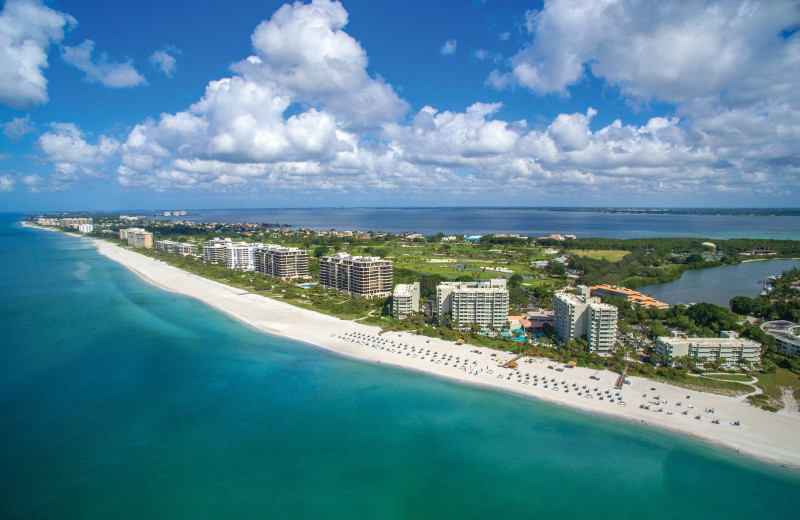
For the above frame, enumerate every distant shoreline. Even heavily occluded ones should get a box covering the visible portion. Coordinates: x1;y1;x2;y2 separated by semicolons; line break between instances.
22;221;800;468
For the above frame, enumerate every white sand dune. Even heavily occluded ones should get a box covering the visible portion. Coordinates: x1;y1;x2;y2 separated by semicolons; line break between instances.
25;224;800;467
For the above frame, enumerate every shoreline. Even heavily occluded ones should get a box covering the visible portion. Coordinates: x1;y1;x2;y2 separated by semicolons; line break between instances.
23;222;800;468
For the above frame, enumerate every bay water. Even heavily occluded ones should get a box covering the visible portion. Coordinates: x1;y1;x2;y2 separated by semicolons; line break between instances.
638;259;800;306
2;215;800;519
162;207;800;240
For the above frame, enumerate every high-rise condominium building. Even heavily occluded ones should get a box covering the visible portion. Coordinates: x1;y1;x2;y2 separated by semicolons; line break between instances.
436;279;509;330
254;244;309;280
125;228;153;249
59;218;93;229
202;238;262;270
553;286;618;355
392;282;420;318
318;253;393;298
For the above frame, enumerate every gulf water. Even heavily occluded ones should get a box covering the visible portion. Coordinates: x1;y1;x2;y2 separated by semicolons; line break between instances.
2;215;800;519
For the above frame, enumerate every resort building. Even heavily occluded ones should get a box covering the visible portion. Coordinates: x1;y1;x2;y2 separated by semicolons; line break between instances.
59;217;93;229
254;244;309;280
761;321;800;355
436;279;509;330
36;218;60;226
590;284;670;309
553;286;619;355
155;240;198;256
392;282;420;318
201;238;263;270
655;331;762;369
202;238;227;264
318;253;393;298
125;228;153;249
77;224;94;234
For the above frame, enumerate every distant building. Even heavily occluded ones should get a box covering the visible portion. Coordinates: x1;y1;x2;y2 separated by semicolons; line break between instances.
36;218;59;226
77;224;94;234
591;284;670;309
124;228;153;249
553;286;618;355
436;279;508;330
465;236;482;243
254;244;309;280
656;331;762;369
392;282;420;318
155;240;198;256
59;217;92;230
761;321;800;355
319;253;393;298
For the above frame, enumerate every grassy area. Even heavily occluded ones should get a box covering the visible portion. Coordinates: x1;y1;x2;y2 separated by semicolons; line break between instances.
651;375;754;397
703;374;755;382
750;368;800;412
570;249;629;262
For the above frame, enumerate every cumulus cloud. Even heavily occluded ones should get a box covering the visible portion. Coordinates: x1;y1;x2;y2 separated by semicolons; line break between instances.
0;0;75;109
62;39;147;88
0;174;13;192
230;0;407;129
39;122;119;164
440;39;457;55
149;47;179;77
61;0;794;203
490;0;800;105
2;114;35;140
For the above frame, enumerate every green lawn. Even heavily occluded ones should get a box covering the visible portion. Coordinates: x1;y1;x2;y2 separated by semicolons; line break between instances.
656;376;754;397
570;249;630;262
750;368;800;412
704;374;755;382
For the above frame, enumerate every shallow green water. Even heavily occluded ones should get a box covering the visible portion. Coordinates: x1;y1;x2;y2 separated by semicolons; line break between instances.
2;216;799;519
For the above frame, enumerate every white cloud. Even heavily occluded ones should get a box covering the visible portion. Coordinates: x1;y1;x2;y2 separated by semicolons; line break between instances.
39;122;119;164
21;174;44;192
440;39;457;55
149;47;179;77
2;114;35;140
95;0;800;203
0;174;13;192
62;39;147;88
490;0;800;105
0;0;75;109
230;0;406;129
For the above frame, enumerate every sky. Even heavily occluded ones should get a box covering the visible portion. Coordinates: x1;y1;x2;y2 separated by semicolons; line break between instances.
0;0;799;211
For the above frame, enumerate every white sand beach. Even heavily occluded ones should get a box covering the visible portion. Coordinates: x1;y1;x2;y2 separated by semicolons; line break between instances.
26;224;800;467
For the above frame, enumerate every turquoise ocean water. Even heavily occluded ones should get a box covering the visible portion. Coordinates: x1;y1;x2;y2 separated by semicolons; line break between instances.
2;215;800;519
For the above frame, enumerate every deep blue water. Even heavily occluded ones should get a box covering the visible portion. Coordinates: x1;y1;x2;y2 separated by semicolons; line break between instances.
161;207;800;239
2;215;800;519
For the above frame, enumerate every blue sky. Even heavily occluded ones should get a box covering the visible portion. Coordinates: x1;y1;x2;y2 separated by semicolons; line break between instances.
1;0;798;211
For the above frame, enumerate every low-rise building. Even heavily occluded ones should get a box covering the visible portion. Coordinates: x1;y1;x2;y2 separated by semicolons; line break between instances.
254;244;309;280
319;253;393;298
761;321;800;355
155;240;198;256
392;282;420;318
77;224;94;234
36;218;60;226
656;331;762;368
590;284;670;309
436;279;508;330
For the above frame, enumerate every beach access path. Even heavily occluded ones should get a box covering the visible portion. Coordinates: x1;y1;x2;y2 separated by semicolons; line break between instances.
25;224;800;468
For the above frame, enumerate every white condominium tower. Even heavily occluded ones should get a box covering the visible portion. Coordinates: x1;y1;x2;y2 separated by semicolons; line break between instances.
202;238;262;270
436;279;509;330
553;286;618;355
392;282;420;318
254;244;309;280
319;253;393;298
